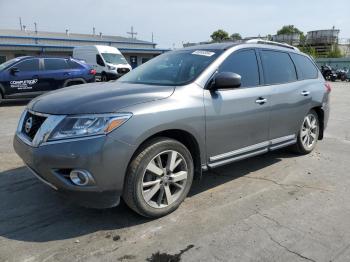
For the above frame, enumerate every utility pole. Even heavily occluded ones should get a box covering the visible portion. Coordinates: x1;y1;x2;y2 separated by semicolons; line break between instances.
152;32;154;43
19;17;23;31
127;26;138;39
34;22;38;34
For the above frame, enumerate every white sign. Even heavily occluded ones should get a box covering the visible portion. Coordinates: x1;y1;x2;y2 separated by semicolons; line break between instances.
10;79;38;90
192;50;216;57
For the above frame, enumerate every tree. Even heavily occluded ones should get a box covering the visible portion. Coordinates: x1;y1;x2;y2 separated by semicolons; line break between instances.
326;45;343;58
230;33;242;41
210;29;230;42
277;25;303;35
299;46;318;58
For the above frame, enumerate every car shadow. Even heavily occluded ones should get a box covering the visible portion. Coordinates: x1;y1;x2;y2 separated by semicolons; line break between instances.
0;99;29;107
0;149;298;243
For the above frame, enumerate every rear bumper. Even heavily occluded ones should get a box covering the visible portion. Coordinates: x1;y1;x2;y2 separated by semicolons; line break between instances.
13;134;136;208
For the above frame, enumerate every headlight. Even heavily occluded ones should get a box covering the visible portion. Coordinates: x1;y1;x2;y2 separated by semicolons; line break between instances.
107;65;116;70
48;113;132;141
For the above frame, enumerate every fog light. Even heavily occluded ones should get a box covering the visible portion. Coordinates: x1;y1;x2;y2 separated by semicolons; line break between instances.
69;169;95;186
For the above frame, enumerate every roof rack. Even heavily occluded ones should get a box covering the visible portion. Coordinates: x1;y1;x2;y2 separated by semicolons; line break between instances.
245;39;300;51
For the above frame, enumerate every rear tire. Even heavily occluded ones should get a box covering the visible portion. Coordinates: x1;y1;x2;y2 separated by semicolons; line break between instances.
123;138;194;218
101;73;108;82
291;110;319;155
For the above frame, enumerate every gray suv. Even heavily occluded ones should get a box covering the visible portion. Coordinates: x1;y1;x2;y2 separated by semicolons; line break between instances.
14;40;330;218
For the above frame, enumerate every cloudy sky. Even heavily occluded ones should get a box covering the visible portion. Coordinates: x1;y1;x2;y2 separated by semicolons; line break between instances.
0;0;349;48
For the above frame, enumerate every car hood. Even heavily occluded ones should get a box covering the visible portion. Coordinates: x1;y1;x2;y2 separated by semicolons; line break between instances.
28;81;175;115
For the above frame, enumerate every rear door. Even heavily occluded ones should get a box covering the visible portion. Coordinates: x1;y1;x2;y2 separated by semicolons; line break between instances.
41;58;71;91
205;49;273;168
4;58;43;98
259;50;311;146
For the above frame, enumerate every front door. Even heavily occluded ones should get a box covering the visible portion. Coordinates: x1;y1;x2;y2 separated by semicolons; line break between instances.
205;49;272;168
4;58;43;98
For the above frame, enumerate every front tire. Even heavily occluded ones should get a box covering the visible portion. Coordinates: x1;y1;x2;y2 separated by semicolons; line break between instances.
123;138;194;218
101;73;108;82
292;110;320;154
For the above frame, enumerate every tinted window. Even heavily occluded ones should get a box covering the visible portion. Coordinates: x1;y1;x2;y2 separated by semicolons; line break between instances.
15;59;40;72
291;53;318;80
96;55;105;66
68;60;84;69
44;59;69;70
260;51;297;84
219;49;259;87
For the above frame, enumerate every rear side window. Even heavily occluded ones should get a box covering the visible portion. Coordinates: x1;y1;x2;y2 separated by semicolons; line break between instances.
219;49;260;87
15;59;40;72
68;60;84;69
290;53;318;80
260;50;297;85
44;59;69;70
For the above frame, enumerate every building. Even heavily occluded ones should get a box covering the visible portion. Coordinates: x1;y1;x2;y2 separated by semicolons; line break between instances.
0;29;169;67
305;29;340;57
271;33;300;46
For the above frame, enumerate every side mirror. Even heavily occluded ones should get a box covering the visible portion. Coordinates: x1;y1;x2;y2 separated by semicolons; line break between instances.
211;72;241;90
10;67;19;75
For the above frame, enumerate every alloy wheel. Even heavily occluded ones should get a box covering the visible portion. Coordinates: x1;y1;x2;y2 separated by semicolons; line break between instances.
141;150;188;209
301;114;318;149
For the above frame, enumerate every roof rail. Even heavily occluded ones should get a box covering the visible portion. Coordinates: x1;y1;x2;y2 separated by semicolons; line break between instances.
245;39;300;51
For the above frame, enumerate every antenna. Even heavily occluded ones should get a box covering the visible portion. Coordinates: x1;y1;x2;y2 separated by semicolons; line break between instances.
19;17;23;31
127;26;138;39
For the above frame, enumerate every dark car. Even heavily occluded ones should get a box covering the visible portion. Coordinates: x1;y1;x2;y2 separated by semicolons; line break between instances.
0;56;96;103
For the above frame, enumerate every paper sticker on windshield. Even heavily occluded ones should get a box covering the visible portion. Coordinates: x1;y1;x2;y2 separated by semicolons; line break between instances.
192;50;215;57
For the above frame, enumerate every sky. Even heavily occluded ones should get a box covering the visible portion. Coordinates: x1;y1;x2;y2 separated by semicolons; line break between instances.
0;0;349;48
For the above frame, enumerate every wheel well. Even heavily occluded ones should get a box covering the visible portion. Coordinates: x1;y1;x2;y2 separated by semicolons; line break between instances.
133;129;202;180
64;79;86;87
312;106;324;140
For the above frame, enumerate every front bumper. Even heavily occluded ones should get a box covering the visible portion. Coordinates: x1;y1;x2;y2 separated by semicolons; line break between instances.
13;134;136;208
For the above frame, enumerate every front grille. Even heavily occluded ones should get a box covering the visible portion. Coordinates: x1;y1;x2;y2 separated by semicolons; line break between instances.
117;68;130;74
21;111;47;141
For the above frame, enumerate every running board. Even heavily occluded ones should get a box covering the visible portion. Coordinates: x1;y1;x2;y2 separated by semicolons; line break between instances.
207;135;296;169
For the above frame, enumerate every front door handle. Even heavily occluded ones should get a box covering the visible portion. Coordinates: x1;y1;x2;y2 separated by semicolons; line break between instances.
301;90;310;96
255;97;267;105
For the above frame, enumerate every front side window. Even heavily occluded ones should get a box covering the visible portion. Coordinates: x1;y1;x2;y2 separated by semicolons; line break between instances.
290;53;318;80
15;59;40;72
118;49;223;86
0;57;22;71
260;50;297;85
44;59;69;70
101;53;128;65
218;49;260;87
96;55;105;66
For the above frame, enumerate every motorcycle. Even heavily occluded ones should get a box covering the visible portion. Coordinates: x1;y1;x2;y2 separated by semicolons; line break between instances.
336;67;349;82
321;65;337;82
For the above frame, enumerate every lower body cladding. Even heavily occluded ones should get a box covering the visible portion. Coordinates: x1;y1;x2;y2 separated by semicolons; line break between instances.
13;135;136;208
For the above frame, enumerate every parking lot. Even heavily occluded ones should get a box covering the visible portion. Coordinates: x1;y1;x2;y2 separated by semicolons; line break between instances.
0;81;349;262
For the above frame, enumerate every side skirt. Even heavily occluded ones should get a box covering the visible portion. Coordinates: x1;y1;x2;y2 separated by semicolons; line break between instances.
206;135;296;169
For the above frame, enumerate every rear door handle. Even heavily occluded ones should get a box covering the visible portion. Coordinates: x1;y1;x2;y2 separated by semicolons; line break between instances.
301;90;310;96
255;97;267;105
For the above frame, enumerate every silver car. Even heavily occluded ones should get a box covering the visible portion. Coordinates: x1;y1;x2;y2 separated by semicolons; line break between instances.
14;41;331;217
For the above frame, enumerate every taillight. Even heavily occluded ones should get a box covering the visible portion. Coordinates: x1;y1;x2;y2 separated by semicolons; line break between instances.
325;82;332;93
89;69;96;75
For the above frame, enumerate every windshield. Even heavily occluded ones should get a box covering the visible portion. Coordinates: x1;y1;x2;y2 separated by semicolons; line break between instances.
118;49;222;86
0;57;21;71
101;53;128;65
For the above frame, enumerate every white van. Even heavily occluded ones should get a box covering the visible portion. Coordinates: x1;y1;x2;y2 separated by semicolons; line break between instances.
73;45;132;81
